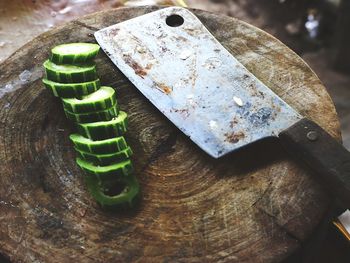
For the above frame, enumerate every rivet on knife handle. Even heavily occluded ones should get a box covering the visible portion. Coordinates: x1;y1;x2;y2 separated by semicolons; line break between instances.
279;118;350;205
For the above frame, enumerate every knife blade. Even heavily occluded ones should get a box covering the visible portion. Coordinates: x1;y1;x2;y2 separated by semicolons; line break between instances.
95;7;350;205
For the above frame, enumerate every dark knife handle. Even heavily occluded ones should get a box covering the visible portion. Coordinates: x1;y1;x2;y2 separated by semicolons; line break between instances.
279;118;350;206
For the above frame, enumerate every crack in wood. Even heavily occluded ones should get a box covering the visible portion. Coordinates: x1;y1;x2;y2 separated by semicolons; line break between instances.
141;131;178;172
250;180;274;208
257;206;302;243
73;21;101;32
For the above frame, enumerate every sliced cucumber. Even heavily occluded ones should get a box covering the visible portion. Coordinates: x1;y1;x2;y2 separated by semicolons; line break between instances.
44;60;97;83
62;86;116;113
84;173;139;208
76;158;133;180
50;43;100;64
70;134;128;154
77;111;128;140
64;104;119;123
75;146;133;166
43;78;100;98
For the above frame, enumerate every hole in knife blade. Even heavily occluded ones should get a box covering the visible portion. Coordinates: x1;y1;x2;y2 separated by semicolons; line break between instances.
166;14;184;27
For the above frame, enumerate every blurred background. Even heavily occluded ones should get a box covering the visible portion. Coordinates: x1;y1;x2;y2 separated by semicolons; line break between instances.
0;0;349;262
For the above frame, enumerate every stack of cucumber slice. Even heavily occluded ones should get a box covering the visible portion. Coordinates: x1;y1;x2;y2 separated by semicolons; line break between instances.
43;43;140;209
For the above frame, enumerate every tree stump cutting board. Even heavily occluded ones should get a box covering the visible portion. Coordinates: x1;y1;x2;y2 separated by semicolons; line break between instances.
0;6;341;263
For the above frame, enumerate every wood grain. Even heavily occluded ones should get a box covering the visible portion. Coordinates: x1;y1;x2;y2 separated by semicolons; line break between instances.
0;6;341;263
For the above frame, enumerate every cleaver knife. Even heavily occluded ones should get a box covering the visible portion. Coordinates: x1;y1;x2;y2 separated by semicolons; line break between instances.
95;7;350;205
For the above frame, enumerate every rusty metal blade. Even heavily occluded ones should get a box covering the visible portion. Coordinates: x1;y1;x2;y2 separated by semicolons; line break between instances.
95;7;302;158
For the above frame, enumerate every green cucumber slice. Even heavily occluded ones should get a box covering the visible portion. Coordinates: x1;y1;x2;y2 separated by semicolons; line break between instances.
62;86;116;113
76;158;133;180
50;43;100;64
75;146;133;166
44;60;97;83
84;174;139;208
64;105;119;123
70;134;128;154
77;111;128;140
42;78;100;98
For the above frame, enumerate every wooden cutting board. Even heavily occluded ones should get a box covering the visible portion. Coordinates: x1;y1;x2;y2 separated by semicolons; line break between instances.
0;6;341;263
